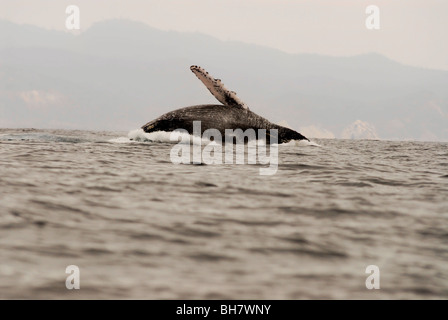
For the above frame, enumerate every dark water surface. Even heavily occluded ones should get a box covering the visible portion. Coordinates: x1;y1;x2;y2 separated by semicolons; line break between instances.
0;128;447;299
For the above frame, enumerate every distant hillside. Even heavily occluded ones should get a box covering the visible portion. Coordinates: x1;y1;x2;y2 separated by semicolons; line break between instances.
1;19;447;141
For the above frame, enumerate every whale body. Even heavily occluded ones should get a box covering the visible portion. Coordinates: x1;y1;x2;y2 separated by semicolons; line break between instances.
141;66;308;144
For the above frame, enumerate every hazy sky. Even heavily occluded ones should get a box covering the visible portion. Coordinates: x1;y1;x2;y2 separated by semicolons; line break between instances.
1;0;447;70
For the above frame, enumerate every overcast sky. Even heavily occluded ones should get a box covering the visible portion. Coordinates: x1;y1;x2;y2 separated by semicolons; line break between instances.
1;0;447;70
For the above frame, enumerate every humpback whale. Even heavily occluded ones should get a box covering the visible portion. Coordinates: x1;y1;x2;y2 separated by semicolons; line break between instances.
141;66;309;143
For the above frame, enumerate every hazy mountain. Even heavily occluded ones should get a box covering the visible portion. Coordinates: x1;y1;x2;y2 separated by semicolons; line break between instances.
1;19;447;141
341;120;379;140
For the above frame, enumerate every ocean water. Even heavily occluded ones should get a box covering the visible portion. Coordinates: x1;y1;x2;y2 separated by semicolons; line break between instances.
0;128;447;299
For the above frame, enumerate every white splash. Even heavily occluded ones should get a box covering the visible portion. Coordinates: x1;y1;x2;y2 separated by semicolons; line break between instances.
128;129;173;143
109;129;320;147
281;139;321;147
108;136;135;144
109;129;210;145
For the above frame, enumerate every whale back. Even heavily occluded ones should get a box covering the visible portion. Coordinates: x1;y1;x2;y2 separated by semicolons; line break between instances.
142;104;272;134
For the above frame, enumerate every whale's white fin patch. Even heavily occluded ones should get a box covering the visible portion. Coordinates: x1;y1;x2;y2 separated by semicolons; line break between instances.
190;65;249;110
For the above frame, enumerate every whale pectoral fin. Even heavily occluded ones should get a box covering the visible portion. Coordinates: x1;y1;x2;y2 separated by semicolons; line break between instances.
190;65;249;110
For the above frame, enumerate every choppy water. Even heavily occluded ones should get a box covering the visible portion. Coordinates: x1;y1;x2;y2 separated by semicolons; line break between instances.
0;128;447;299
